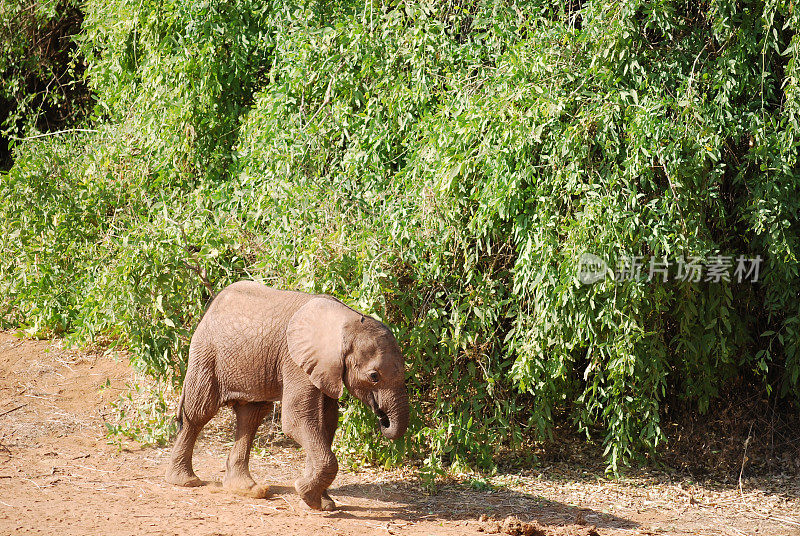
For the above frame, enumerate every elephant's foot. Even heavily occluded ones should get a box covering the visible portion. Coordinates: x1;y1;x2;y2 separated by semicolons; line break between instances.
295;479;337;511
229;483;271;499
321;491;337;511
165;467;203;488
223;474;271;499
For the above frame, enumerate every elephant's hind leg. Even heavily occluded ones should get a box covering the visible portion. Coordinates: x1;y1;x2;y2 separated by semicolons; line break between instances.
223;401;273;499
165;367;219;487
165;419;207;487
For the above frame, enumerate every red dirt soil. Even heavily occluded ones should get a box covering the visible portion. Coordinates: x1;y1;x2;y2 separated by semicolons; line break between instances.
0;332;798;536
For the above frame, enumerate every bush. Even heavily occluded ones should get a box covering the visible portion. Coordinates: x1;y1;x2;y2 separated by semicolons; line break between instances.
1;0;799;472
0;0;91;168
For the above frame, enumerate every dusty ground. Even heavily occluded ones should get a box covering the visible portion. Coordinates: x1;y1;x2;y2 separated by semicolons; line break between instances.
0;332;798;536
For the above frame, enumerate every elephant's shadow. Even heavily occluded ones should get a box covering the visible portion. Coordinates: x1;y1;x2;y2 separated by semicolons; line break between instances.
323;480;639;530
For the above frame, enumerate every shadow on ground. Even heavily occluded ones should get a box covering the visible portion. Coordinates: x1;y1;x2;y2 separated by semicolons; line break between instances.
328;480;638;531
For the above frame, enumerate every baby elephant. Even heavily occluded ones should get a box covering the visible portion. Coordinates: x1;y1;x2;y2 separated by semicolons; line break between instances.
165;281;409;511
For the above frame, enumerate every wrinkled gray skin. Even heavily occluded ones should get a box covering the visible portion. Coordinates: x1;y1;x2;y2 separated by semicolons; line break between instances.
165;281;409;511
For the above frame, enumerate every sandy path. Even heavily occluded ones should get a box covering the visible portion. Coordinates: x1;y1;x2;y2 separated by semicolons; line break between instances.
0;332;797;536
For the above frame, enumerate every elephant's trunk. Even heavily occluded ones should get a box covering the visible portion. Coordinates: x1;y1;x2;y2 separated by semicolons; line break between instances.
376;388;409;440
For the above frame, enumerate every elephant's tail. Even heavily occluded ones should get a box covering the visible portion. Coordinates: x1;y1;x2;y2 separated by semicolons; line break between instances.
175;390;186;433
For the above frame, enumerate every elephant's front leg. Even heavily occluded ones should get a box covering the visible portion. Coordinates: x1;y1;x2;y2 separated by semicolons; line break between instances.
223;401;272;498
301;457;338;511
290;396;340;511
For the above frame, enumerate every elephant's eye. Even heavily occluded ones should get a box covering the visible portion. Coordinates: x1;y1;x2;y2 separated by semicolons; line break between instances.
368;371;380;383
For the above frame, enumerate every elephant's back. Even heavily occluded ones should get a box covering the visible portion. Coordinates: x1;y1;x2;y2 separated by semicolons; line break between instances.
198;281;313;341
216;280;313;303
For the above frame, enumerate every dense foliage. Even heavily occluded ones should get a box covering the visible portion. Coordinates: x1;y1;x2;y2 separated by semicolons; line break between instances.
2;0;799;473
0;0;90;167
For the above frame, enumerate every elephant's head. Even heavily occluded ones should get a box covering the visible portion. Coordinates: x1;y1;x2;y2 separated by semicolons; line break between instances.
286;297;409;439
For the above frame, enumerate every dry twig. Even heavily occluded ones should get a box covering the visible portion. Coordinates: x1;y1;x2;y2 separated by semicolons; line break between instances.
0;404;26;418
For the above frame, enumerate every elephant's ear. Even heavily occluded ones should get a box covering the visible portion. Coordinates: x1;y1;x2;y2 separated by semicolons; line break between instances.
286;297;358;399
